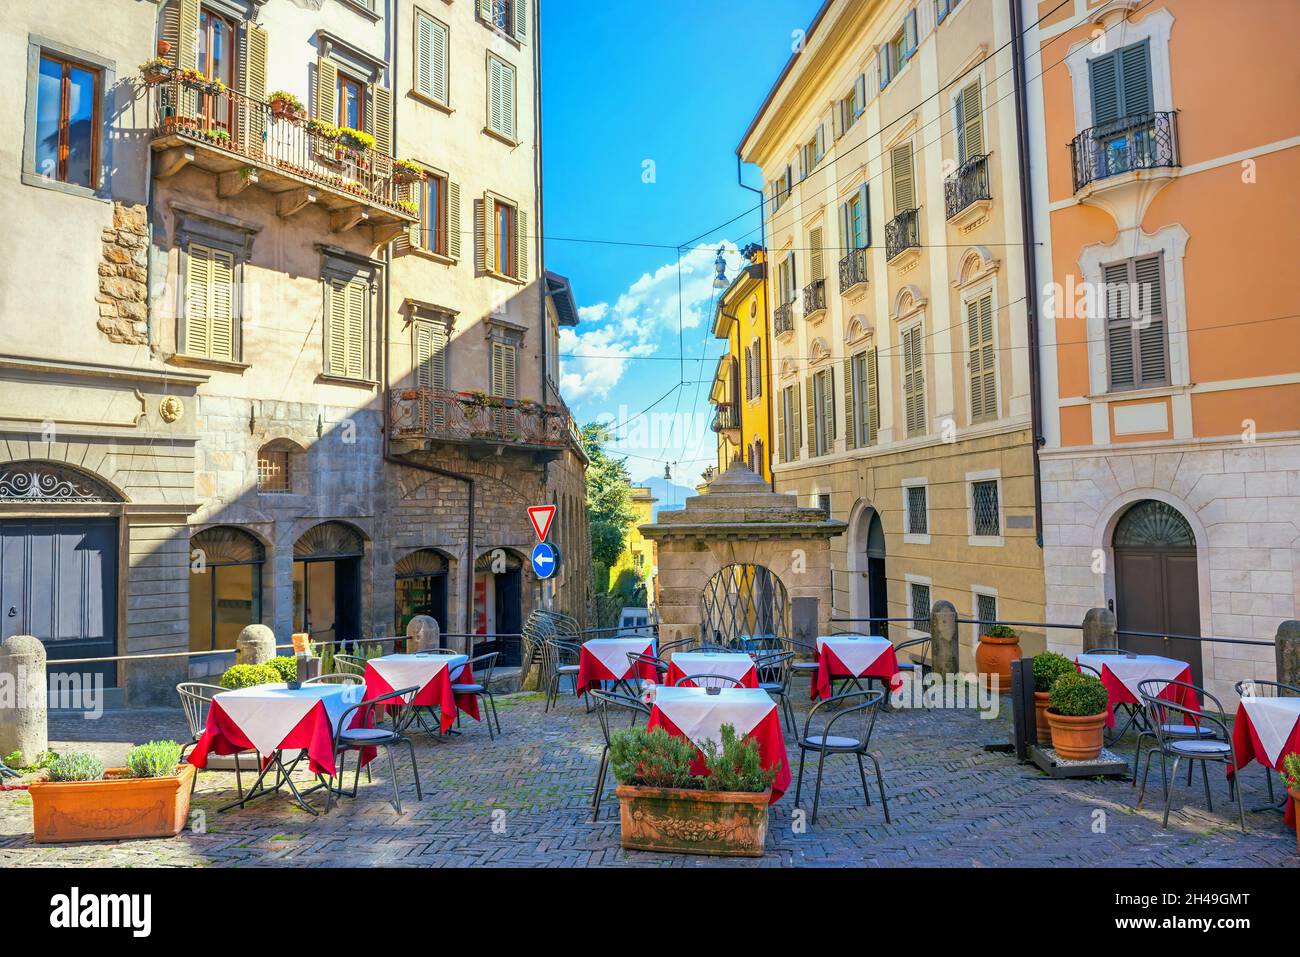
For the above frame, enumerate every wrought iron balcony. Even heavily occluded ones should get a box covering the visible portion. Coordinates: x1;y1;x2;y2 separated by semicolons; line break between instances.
885;208;921;262
147;73;416;232
838;248;869;294
774;301;795;336
391;388;574;457
711;402;740;435
944;154;992;222
802;279;827;318
1070;111;1179;193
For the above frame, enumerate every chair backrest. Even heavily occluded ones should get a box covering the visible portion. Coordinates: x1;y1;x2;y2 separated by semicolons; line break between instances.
337;686;419;743
695;644;734;654
589;688;650;747
334;653;367;677
1235;679;1300;699
894;635;931;669
627;651;666;673
176;682;224;741
753;651;792;686
803;689;884;749
464;651;498;687
1077;662;1103;679
1137;678;1226;746
545;638;581;669
674;673;745;689
1085;647;1133;657
304;673;362;686
658;637;697;656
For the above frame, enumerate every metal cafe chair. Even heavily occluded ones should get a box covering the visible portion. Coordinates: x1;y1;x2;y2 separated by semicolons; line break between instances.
1126;676;1216;786
627;650;669;685
333;653;367;677
451;652;502;739
1234;679;1300;807
754;651;797;734
784;635;821;696
543;638;583;712
657;637;697;656
794;689;890;825
303;673;363;686
587;689;651;822
326;686;423;814
1136;679;1246;832
673;673;746;690
176;682;250;798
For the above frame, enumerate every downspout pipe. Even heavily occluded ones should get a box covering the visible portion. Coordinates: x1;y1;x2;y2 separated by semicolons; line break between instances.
382;5;477;639
735;154;776;492
1010;0;1046;547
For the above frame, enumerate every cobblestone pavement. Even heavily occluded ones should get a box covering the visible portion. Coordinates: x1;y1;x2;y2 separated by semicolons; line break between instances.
1;688;1295;867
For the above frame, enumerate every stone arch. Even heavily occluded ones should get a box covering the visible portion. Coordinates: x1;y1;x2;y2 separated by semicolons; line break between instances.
699;562;790;646
294;520;367;559
0;459;127;503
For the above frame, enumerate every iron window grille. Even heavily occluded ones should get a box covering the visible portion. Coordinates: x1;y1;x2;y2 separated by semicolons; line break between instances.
976;593;998;636
972;480;1000;536
257;449;291;493
910;583;932;634
906;485;928;535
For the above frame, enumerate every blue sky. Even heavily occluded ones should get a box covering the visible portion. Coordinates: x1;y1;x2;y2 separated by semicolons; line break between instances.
541;0;823;483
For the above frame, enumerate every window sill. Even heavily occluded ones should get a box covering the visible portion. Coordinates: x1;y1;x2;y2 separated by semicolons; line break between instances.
478;19;523;48
1089;383;1184;402
483;127;521;148
409;90;453;115
166;354;249;374
316;373;377;390
903;533;931;546
485;270;527;286
968;535;1005;548
337;0;383;22
21;170;109;203
401;245;458;266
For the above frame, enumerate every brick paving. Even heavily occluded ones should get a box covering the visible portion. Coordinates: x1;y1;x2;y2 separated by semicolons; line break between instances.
0;688;1295;867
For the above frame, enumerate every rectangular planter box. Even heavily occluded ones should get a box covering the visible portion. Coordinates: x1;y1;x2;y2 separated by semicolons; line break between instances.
29;764;196;843
615;784;770;857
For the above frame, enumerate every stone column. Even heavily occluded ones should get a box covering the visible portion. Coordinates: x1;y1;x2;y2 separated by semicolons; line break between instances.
1082;607;1118;653
406;615;440;653
0;635;47;764
236;624;276;665
930;601;959;676
1277;621;1300;689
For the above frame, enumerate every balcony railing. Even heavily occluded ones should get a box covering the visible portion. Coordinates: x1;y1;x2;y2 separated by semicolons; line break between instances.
711;403;740;434
885;207;921;261
1070;111;1179;193
802;279;827;317
774;301;795;336
838;247;869;293
391;388;573;452
944;153;991;221
148;74;413;216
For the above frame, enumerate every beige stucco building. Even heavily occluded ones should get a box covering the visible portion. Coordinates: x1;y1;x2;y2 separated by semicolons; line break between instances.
739;0;1047;667
0;0;589;705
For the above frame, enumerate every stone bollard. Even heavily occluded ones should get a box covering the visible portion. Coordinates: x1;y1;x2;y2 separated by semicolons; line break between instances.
236;624;276;665
929;601;959;676
406;615;440;654
0;635;48;765
1082;607;1118;653
1277;621;1300;689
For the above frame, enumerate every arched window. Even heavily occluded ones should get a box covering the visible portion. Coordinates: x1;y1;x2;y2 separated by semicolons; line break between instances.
257;439;302;494
1114;500;1195;547
188;526;265;652
395;548;450;635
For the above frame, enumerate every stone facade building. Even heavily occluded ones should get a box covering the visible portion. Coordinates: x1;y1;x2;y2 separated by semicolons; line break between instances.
0;0;589;706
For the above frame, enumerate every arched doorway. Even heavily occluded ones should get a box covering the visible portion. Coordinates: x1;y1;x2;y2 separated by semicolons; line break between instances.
189;526;264;653
848;506;889;638
700;563;789;649
1113;500;1203;685
474;549;523;665
293;521;365;650
395;548;449;637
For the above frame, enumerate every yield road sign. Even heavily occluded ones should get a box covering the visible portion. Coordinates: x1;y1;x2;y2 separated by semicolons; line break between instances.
528;505;556;542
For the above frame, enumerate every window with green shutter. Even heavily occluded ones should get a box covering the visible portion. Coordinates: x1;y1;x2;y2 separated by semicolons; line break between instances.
890;142;914;214
902;323;926;437
1104;255;1168;391
1088;39;1152;127
415;10;450;106
490;339;518;398
847;348;880;448
966;292;996;421
182;242;238;362
325;276;369;380
810;367;834;456
957;81;984;163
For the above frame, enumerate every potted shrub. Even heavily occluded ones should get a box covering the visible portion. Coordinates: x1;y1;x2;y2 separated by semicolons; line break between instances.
336;126;375;154
218;662;280;689
1284;753;1300;856
1031;651;1075;746
268;90;305;120
392;158;424;185
975;624;1022;693
29;741;195;843
1045;672;1110;761
611;724;776;857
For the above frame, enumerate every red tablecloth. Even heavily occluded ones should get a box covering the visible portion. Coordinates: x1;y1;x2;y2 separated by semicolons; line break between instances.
1229;702;1300;828
813;643;901;700
575;640;658;695
188;697;367;778
1088;663;1196;728
666;659;759;689
363;661;479;733
647;706;790;804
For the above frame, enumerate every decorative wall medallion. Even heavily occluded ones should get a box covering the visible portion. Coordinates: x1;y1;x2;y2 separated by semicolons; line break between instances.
159;396;184;423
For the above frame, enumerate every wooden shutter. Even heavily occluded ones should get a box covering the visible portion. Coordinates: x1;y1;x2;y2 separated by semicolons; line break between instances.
839;202;852;258
241;23;269;157
903;325;925;436
967;294;996;420
477;0;493;23
821;368;835;443
865;348;880;445
891;143;914;212
447;180;462;259
1104;261;1135;389
843;356;857;450
184;243;236;361
792;382;803;456
854;74;867;114
903;9;918;58
877;46;889;90
327;278;366;380
776;386;787;462
175;0;199;71
489;57;515;139
416;12;449;103
805;376;816;456
1089;51;1120;126
316;58;338;122
815;123;826;162
1119;41;1153;117
491;341;517;398
514;0;527;42
415;321;448;391
371;84;393;156
1133;256;1167;385
477;195;494;273
809;227;824;281
515;208;528;280
960;82;983;162
858;184;871;247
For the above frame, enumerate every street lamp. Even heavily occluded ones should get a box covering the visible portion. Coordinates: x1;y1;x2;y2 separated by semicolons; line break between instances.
713;246;729;290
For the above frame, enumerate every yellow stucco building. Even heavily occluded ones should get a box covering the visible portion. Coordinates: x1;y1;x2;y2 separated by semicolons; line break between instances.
709;246;773;482
608;486;658;599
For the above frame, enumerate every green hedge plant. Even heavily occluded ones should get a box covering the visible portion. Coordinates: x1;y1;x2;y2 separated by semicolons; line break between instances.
219;662;281;690
126;741;183;778
47;752;104;783
699;724;778;793
1032;651;1076;693
1048;672;1109;717
983;624;1018;640
609;724;775;793
266;656;299;683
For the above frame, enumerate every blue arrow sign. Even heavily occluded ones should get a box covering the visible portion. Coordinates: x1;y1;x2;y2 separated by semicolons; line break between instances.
530;542;559;580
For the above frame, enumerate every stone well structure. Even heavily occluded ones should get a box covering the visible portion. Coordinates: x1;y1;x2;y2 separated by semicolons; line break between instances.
640;461;846;646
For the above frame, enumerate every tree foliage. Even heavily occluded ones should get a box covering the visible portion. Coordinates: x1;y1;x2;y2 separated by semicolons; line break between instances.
581;422;638;571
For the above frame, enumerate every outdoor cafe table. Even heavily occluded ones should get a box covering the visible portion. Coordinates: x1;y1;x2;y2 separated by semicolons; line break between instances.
188;682;366;813
1229;695;1300;827
363;653;475;734
813;635;901;700
575;636;657;695
1075;653;1197;728
666;651;759;688
646;686;791;803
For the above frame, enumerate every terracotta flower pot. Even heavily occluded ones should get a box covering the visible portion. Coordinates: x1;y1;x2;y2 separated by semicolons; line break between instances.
616;784;770;857
975;633;1021;693
30;764;196;843
1045;710;1107;761
157;39;172;57
1033;690;1054;746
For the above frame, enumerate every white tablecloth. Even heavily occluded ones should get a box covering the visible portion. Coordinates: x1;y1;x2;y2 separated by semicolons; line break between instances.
582;637;654;678
670;651;755;685
816;636;893;676
1075;653;1189;701
367;653;468;694
214;683;363;758
1240;696;1300;767
650;686;774;752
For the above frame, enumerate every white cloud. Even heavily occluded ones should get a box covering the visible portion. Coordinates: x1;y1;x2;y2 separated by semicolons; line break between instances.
559;242;744;402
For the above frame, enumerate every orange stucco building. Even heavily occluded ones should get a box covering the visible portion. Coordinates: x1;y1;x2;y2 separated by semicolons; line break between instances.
1025;0;1300;701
